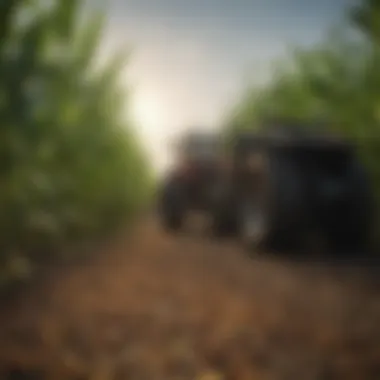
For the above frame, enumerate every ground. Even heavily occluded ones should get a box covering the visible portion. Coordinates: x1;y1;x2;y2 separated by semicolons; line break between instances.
0;217;379;380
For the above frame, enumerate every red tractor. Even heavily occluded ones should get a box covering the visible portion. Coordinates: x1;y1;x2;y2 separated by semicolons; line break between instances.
157;131;229;232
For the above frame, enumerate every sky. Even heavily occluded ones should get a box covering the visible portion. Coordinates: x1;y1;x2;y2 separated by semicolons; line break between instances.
88;0;354;173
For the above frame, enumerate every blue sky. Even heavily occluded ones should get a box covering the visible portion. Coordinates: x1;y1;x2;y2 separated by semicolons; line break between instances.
89;0;354;172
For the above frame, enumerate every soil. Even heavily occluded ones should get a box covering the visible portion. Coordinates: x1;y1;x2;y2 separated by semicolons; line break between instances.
0;217;379;380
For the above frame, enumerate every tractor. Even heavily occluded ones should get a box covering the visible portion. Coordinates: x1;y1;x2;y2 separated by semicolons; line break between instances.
158;122;374;255
157;131;226;232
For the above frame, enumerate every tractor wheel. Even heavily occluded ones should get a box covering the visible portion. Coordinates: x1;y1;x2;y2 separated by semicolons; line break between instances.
158;177;186;233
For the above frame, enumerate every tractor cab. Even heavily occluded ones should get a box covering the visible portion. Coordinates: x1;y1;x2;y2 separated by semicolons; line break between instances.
173;131;223;180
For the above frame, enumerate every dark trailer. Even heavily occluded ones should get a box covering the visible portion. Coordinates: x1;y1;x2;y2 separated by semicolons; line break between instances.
217;124;374;254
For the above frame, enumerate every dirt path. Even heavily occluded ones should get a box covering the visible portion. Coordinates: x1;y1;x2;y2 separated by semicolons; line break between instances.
0;218;379;380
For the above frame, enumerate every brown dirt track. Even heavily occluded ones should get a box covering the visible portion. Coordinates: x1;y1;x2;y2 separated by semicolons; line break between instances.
0;217;379;380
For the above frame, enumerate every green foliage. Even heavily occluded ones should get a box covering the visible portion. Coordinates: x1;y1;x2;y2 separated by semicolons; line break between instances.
0;0;153;288
350;0;380;43
224;0;380;242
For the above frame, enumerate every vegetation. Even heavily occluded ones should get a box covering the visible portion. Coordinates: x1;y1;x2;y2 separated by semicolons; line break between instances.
0;0;153;289
224;0;380;216
1;2;380;379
